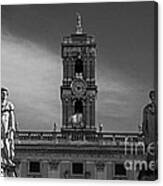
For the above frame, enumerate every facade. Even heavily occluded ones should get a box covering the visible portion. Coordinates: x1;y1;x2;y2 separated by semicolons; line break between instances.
14;15;146;180
15;131;144;179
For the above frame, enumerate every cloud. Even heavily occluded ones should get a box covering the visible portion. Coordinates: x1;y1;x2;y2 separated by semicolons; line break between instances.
2;31;62;130
95;57;149;132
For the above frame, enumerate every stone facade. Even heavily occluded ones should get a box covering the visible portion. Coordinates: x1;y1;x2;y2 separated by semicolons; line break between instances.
15;131;144;179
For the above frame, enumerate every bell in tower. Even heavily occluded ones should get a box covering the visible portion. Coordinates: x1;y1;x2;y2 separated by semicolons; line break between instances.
61;14;97;136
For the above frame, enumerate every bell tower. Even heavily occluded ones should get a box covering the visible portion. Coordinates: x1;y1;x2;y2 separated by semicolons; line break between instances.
60;13;97;135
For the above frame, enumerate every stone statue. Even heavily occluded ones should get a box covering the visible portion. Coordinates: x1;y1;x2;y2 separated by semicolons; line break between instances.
99;123;103;132
75;12;83;34
1;87;16;166
142;90;157;146
138;90;158;180
69;113;84;128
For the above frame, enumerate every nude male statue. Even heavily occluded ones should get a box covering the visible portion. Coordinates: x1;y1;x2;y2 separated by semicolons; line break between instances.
142;90;157;146
1;87;16;165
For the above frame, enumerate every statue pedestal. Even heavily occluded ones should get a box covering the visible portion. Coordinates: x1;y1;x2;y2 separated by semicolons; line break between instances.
1;158;16;177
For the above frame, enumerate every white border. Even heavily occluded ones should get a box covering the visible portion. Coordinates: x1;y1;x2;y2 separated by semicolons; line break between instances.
0;0;158;5
0;0;163;186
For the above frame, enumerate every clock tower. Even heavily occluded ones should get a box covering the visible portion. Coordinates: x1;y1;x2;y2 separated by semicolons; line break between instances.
61;14;97;137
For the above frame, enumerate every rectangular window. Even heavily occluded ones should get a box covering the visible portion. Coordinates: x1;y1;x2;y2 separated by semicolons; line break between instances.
72;163;83;175
114;163;126;176
29;161;40;173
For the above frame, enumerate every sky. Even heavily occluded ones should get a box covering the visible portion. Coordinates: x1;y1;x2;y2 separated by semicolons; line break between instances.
1;2;156;132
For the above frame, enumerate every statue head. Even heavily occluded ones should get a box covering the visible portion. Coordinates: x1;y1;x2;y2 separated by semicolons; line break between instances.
149;90;155;103
1;87;9;102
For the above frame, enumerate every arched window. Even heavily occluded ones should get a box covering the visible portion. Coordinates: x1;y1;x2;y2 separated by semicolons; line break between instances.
75;58;83;74
75;100;83;114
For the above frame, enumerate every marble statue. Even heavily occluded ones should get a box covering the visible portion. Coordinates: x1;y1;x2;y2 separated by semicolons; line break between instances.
1;87;16;166
142;90;157;146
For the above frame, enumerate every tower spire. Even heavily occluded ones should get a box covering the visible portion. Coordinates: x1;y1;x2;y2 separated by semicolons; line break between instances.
75;12;83;34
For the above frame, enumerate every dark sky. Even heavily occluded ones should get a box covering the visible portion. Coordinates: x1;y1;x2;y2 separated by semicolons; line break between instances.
1;2;155;132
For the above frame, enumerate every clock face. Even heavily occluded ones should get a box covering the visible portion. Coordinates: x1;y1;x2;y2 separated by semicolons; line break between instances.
71;79;86;96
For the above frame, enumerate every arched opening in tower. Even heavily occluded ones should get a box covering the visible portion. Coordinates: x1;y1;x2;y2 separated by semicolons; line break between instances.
75;59;83;77
74;100;83;114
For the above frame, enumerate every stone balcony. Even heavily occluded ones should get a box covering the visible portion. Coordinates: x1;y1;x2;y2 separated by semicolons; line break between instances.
15;130;142;146
15;130;146;158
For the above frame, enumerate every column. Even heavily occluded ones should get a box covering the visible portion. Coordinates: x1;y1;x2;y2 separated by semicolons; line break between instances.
67;99;72;126
67;61;70;81
90;60;93;80
62;100;66;127
83;59;86;79
72;59;75;79
92;59;95;80
83;101;86;127
65;59;68;80
63;59;66;80
87;59;90;81
91;100;95;128
91;58;95;84
86;99;90;128
68;59;72;81
65;99;69;126
89;59;91;81
90;100;95;128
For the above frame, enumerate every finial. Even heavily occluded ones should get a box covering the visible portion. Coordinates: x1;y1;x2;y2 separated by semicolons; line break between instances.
76;12;83;34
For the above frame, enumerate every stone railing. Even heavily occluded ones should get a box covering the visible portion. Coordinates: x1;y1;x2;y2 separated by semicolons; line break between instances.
15;130;142;146
62;35;95;45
